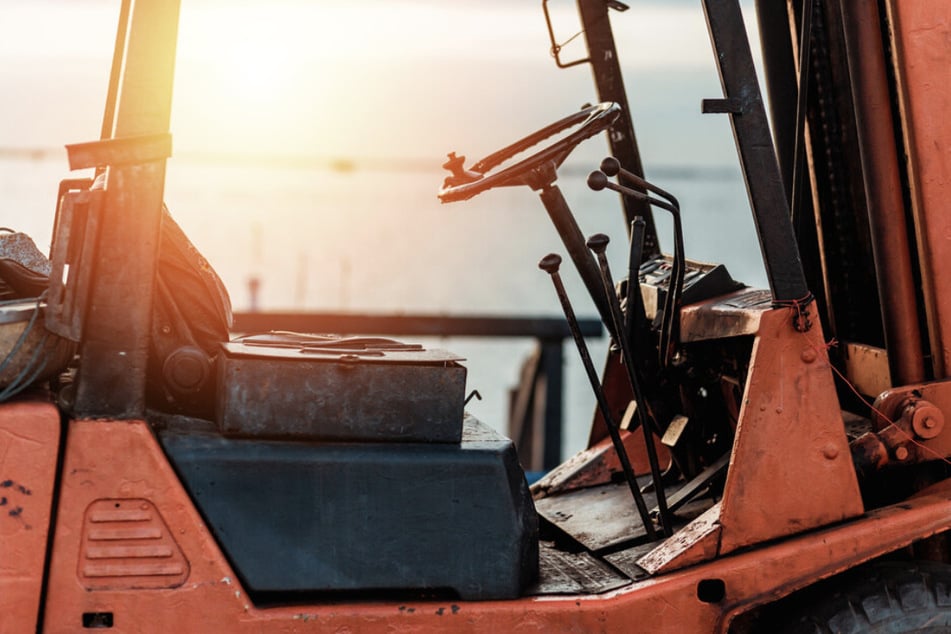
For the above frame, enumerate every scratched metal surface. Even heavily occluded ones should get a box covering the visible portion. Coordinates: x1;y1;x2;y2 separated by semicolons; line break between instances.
525;542;631;595
535;479;659;552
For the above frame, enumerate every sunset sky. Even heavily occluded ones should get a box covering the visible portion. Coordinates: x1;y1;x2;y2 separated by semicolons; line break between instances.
0;1;765;445
0;0;761;168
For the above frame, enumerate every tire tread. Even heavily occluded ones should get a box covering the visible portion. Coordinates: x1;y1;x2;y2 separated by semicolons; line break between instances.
771;561;951;633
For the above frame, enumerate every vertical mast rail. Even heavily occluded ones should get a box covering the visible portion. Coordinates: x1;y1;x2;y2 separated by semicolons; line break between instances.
74;0;181;418
576;0;659;255
701;0;810;304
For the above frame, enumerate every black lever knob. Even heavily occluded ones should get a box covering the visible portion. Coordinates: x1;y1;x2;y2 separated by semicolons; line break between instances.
600;156;621;177
538;253;562;274
587;170;609;191
586;233;610;255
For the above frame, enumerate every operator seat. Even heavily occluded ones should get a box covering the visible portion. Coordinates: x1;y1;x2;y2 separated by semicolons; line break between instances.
146;206;233;418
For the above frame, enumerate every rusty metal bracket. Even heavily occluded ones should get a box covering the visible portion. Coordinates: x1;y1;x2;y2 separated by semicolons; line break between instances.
46;187;105;342
863;382;951;468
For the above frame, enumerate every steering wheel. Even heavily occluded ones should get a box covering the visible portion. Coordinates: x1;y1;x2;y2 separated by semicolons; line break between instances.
438;102;621;203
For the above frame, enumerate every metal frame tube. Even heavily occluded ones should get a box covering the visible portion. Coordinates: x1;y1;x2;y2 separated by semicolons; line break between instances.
839;0;925;385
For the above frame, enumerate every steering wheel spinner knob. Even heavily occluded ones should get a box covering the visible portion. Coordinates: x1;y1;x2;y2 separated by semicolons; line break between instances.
442;152;483;188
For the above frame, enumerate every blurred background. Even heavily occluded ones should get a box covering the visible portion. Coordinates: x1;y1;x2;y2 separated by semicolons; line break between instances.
0;0;767;459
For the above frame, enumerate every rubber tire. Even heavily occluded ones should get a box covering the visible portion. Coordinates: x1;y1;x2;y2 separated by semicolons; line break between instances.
772;561;951;633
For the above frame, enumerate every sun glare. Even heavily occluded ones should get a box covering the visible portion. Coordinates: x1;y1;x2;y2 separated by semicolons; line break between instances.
166;1;721;162
217;46;292;109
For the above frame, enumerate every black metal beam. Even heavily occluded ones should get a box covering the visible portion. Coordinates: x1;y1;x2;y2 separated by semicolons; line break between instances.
754;0;798;202
577;0;659;256
701;0;811;304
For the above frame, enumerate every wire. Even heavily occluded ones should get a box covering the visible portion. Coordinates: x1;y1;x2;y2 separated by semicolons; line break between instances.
551;28;585;57
786;303;951;468
0;293;55;402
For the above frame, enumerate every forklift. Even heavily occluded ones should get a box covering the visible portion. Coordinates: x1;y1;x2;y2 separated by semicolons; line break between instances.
3;0;951;631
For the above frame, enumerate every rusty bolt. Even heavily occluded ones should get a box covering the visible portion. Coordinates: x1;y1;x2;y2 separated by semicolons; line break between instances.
906;402;944;440
895;446;910;461
822;444;839;460
801;348;817;364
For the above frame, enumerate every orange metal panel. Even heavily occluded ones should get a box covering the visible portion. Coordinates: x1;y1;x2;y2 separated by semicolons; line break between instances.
841;0;925;385
639;503;722;575
717;308;864;554
885;0;951;378
0;397;61;634
533;428;670;498
39;417;951;633
636;308;864;572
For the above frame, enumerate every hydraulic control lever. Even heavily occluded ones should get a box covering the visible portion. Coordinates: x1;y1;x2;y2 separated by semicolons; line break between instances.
626;217;650;346
588;159;685;368
540;253;659;540
538;184;615;327
587;233;672;535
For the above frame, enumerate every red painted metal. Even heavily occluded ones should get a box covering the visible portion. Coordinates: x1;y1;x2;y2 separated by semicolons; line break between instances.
534;428;670;498
0;398;61;634
841;0;925;386
37;419;951;633
637;307;864;573
23;1;951;631
885;0;951;379
717;308;864;554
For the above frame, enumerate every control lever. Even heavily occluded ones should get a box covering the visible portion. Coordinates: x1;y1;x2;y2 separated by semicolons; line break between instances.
626;217;650;342
538;184;616;328
587;233;671;535
540;252;658;540
588;164;685;368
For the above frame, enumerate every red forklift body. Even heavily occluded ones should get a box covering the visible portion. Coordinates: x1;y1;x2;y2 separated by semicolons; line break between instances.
6;0;951;632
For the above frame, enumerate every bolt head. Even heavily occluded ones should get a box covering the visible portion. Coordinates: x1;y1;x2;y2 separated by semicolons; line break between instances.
909;402;944;439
